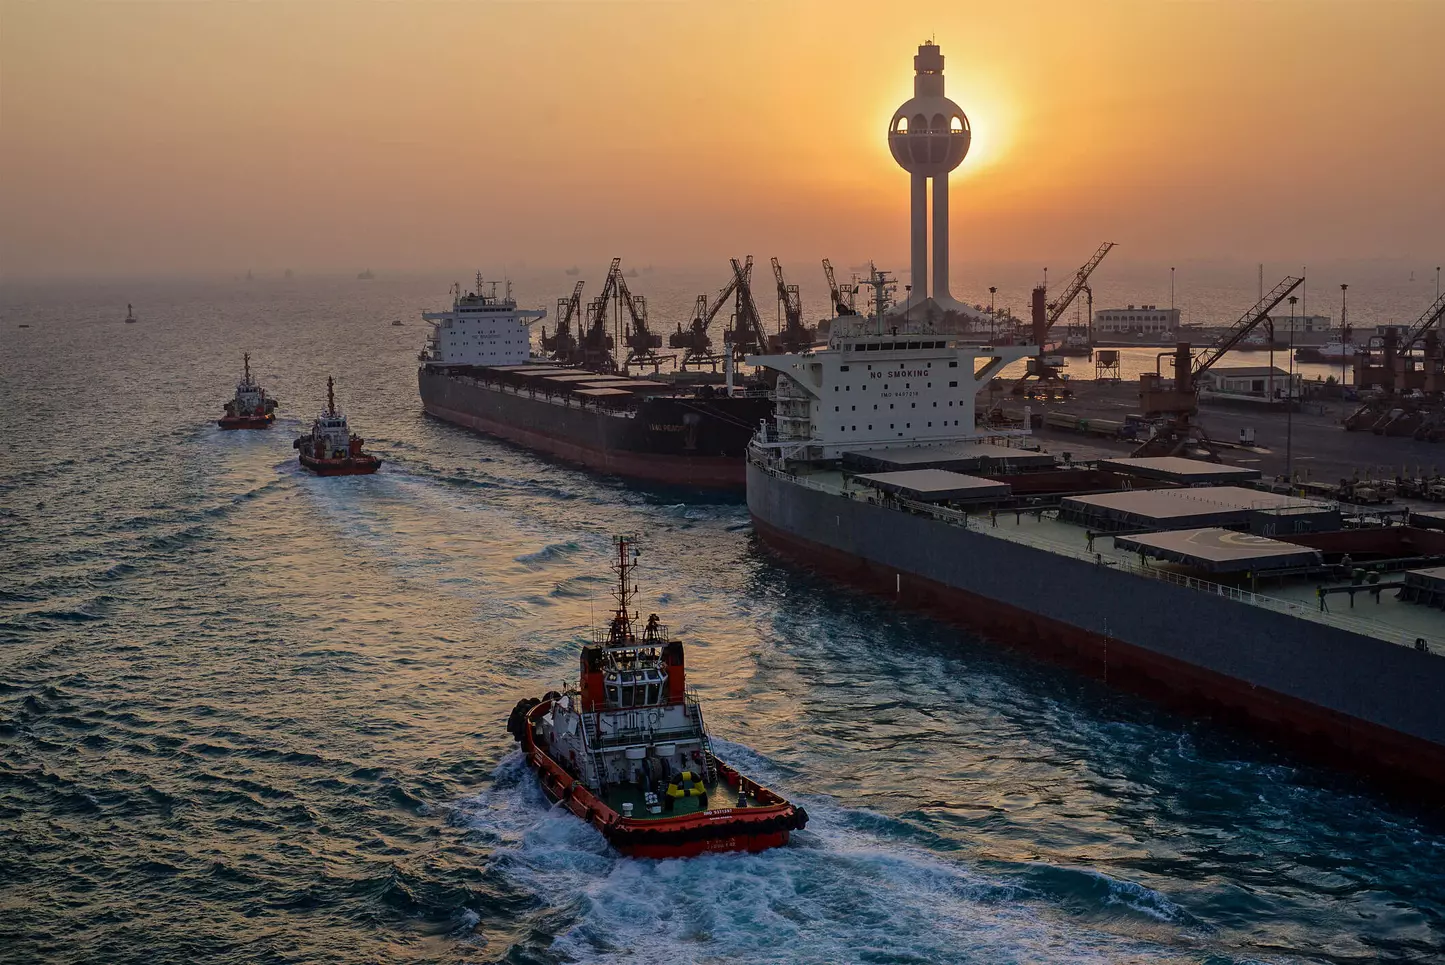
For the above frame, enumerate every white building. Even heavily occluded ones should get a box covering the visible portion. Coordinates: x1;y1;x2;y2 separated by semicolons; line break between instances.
1094;305;1181;334
1198;366;1301;400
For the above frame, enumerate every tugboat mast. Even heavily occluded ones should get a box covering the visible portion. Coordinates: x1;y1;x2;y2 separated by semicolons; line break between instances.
243;352;251;384
326;376;336;417
608;537;639;645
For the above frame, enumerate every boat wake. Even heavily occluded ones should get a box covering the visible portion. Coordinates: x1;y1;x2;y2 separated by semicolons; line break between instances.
455;752;1207;965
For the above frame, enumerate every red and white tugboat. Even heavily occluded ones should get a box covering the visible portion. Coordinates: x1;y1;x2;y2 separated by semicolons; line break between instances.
218;353;278;430
293;377;381;476
507;538;808;859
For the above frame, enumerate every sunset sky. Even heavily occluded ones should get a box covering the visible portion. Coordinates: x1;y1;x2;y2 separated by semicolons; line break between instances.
1;0;1440;278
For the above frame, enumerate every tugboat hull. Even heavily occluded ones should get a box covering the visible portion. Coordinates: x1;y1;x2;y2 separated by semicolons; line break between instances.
297;454;381;476
515;698;807;859
218;414;275;430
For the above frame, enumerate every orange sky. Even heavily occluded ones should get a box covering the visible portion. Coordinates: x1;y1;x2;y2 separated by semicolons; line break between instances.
1;0;1440;278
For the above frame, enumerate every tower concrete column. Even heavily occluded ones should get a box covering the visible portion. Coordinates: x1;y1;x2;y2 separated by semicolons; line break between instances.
910;173;929;301
931;174;949;303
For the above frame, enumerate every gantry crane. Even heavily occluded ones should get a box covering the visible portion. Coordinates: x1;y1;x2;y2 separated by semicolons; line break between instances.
541;280;584;359
723;256;768;359
1011;242;1116;395
768;257;816;352
1132;274;1305;458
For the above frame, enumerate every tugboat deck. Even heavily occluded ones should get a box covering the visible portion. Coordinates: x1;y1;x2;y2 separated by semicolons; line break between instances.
602;781;745;821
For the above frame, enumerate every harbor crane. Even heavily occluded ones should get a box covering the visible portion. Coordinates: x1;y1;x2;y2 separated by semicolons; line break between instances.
1011;241;1116;395
823;259;858;315
769;258;817;352
723;256;768;360
616;269;673;372
1132;274;1304;458
541;280;584;359
1351;291;1445;397
577;258;622;373
670;270;740;370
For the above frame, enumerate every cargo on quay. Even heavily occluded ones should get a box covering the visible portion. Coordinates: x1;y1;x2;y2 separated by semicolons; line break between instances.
745;277;1445;802
417;276;770;489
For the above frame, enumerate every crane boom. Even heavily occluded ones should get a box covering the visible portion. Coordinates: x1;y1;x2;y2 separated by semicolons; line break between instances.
561;280;584;330
770;257;803;329
1193;275;1304;376
704;273;740;325
823;259;840;307
1401;291;1445;349
615;272;649;336
1041;242;1115;339
726;256;766;357
587;258;622;335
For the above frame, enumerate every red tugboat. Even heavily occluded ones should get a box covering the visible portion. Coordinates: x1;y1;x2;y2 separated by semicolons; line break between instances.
218;353;278;429
293;377;381;476
507;538;808;859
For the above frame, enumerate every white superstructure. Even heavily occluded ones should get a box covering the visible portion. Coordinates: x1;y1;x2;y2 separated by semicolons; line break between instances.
420;274;546;367
747;278;1036;461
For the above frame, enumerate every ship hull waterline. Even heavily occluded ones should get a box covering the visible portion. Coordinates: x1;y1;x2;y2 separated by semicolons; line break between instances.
218;415;274;430
748;512;1445;805
298;455;382;476
422;399;747;490
519;699;803;859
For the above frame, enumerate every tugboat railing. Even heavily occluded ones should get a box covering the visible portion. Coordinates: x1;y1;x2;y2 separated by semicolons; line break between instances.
684;687;719;784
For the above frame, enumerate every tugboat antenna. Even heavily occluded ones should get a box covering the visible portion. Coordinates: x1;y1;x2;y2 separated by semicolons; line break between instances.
243;352;250;383
326;376;336;417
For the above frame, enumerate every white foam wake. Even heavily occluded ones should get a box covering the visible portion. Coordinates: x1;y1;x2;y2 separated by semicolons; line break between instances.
454;753;1202;965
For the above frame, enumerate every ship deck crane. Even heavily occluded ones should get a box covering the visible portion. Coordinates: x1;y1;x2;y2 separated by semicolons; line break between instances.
769;257;816;352
723;256;767;360
1132;274;1304;458
542;280;584;359
1011;242;1116;395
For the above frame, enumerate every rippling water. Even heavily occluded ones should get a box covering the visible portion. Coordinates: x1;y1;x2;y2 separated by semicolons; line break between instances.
3;273;1443;965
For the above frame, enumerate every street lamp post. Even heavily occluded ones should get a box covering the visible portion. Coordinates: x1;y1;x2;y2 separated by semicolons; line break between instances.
1287;295;1298;482
1340;283;1349;420
989;286;997;339
1170;266;1175;311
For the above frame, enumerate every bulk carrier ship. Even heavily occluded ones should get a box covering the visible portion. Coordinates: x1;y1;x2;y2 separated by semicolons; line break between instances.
417;275;770;488
745;275;1445;801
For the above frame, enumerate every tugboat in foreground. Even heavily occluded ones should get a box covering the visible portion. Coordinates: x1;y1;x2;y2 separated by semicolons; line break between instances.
218;353;278;429
293;377;381;476
507;539;807;858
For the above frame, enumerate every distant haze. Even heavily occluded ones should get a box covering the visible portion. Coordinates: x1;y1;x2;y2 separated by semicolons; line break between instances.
1;0;1441;279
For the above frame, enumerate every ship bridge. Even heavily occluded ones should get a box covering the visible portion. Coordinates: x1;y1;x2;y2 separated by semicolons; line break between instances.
747;327;1035;461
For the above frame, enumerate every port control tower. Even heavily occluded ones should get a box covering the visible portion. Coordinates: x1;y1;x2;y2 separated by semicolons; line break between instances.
889;41;984;323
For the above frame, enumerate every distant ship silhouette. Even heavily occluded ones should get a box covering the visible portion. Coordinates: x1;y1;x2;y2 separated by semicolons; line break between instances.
565;266;580;276
358;269;375;280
